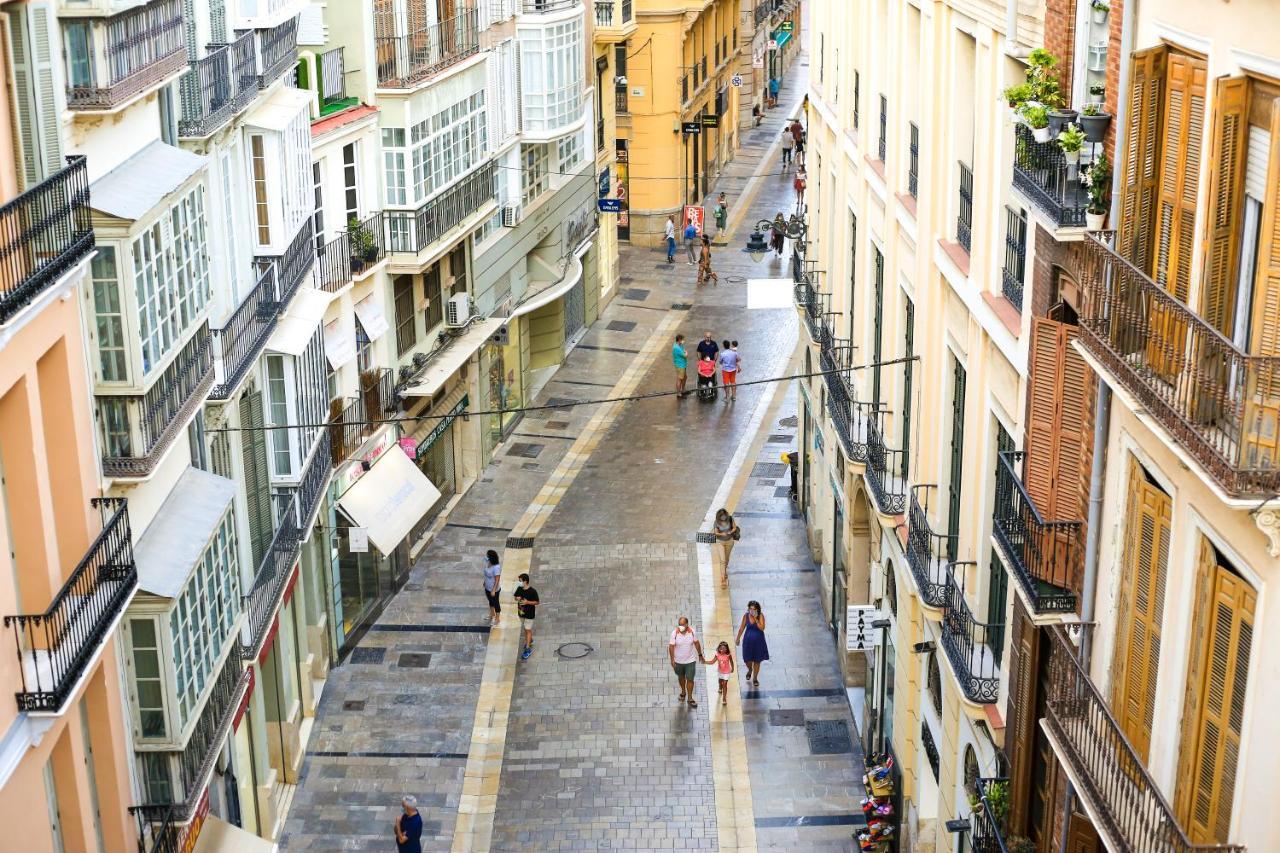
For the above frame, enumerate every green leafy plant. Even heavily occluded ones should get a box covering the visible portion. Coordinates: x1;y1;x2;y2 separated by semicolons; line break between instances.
1081;102;1102;116
983;780;1010;829
1028;48;1057;70
1058;123;1085;153
1004;82;1034;108
1081;150;1112;213
1091;0;1110;12
348;217;378;262
1007;836;1037;853
1021;104;1049;129
1090;83;1106;97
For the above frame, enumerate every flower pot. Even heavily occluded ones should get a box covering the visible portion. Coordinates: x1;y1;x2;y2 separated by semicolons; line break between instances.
1079;112;1111;143
1047;108;1077;136
1063;148;1080;166
350;256;366;274
1092;6;1108;24
1032;125;1052;144
1086;212;1106;230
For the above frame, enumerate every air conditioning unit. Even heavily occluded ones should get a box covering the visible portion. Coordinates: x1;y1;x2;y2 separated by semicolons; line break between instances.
501;205;522;227
445;293;472;327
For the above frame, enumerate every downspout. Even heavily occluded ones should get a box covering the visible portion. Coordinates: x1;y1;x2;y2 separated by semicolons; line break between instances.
1005;0;1018;52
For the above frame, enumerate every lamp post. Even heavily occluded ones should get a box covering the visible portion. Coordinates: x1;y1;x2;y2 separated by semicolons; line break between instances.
743;214;808;262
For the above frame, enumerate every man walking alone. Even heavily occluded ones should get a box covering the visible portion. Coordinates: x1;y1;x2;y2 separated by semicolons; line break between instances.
514;573;540;660
664;214;677;264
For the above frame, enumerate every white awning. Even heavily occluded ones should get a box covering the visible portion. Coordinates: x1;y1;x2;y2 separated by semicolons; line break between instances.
509;255;583;319
400;317;505;399
245;85;312;132
354;295;390;341
193;816;276;853
337;447;441;554
267;288;332;357
134;468;236;599
324;313;357;369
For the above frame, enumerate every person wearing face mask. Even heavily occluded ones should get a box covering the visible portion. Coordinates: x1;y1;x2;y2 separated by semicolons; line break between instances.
513;573;540;660
735;601;769;687
668;616;706;708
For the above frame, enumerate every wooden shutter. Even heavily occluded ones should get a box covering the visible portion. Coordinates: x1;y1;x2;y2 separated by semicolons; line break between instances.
1023;318;1089;527
1243;98;1280;468
1118;47;1167;271
1174;537;1220;830
1154;52;1207;302
1006;599;1038;837
1065;810;1100;853
1200;77;1250;336
8;4;62;189
240;389;273;568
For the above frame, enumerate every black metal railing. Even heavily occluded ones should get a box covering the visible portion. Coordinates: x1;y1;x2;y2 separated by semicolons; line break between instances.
292;433;331;526
1042;626;1245;853
865;411;908;516
921;720;939;781
991;451;1079;613
254;16;298;88
904;486;953;607
594;0;615;26
375;10;480;88
209;264;279;401
821;337;868;463
802;286;828;345
67;0;187;109
907;122;919;198
615;87;629;114
0;156;94;323
1012;124;1089;228
877;95;887;162
178;31;257;138
957;161;973;253
318;46;346;107
256;218;316;306
940;562;1002;704
1080;232;1280;498
521;0;579;9
132;804;181;853
328;369;396;466
317;212;386;293
243;500;301;656
1001;206;1027;309
386;162;495;256
971;779;1011;853
99;325;215;478
3;499;135;713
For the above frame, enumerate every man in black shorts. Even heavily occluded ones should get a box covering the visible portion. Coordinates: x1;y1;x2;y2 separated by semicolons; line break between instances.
514;573;540;660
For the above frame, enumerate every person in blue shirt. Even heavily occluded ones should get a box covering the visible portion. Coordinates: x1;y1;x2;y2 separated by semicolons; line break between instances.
768;77;780;108
672;333;688;397
683;221;699;264
717;340;740;401
395;796;423;853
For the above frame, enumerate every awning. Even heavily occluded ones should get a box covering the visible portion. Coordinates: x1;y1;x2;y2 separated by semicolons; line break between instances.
773;29;792;49
337;446;442;553
134;468;236;599
324;313;357;369
245;85;312;132
400;317;504;399
354;294;390;341
193;816;275;853
267;288;332;357
90;141;207;222
508;255;584;319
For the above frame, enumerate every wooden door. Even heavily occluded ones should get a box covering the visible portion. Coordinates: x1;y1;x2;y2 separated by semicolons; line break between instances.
1118;46;1167;272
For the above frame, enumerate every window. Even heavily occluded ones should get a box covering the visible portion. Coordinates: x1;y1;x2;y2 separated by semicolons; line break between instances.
853;70;860;129
64;21;94;89
408;91;487;203
557;133;583;175
394;275;417;356
250;134;270;244
447;245;467;295
159;85;178;146
870;246;884;406
424;264;443;330
188;410;208;471
132;185;210;374
100;398;131;457
885;563;897;616
220;146;241;288
521;144;548;206
947;355;967;560
519;18;584;132
91;249;126;382
312;161;325;254
356;317;372;376
128;618;166;738
265;354;292;476
927;651;942;716
383;128;406;206
140;752;172;804
901;298;914;478
342;142;359;223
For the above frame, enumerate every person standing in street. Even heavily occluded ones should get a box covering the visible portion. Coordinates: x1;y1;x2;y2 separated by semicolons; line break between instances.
783;450;798;501
664;214;677;264
781;129;794;170
735;601;770;687
794;166;807;209
672;334;688;397
771;212;787;257
483;549;502;625
768;77;780;108
717;341;739;401
714;192;728;232
684;220;699;264
790;119;806;165
696;331;719;363
697;235;719;286
514;573;539;660
712;508;740;588
394;796;423;853
668;616;706;708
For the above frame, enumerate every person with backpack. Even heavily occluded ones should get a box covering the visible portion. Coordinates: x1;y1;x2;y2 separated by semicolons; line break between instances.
712;508;740;589
683;220;699;264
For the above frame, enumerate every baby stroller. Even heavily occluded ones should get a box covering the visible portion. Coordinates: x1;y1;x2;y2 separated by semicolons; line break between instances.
696;362;718;402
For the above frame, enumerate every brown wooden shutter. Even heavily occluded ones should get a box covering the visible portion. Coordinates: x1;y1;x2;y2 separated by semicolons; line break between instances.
1118;46;1167;271
1175;537;1220;830
1154;52;1207;302
1200;77;1250;335
1022;319;1089;526
1006;599;1038;837
1066;810;1100;853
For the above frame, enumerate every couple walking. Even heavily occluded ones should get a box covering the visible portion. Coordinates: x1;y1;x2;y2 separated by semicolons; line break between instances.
666;603;770;708
481;550;540;660
673;333;741;400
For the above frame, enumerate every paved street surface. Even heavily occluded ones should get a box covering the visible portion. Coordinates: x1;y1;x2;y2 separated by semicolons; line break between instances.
279;41;866;852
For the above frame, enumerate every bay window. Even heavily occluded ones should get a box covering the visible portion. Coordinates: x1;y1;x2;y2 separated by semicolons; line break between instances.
407;90;488;203
132;185;211;375
519;17;584;133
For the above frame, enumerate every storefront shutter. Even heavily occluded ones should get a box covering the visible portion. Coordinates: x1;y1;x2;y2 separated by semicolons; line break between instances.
1118;47;1167;272
1154;52;1207;302
1200;77;1250;336
241;389;274;568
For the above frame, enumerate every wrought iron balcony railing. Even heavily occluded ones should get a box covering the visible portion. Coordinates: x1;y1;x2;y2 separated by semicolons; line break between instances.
3;499;135;713
865;411;908;516
939;562;1002;704
0;156;94;323
921;719;940;780
820;337;870;463
1080;233;1280;497
254;16;298;88
66;0;187;110
992;451;1078;613
907;122;919;198
1043;626;1245;853
971;779;1011;853
877;95;887;163
1012;124;1088;228
521;0;580;11
317;212;386;293
178;32;257;138
99;325;215;478
318;46;347;109
385;162;495;256
956;161;974;253
905;486;953;607
374;9;480;88
209;263;279;401
1001;206;1027;309
256;218;315;306
328;368;397;466
243;498;301;657
277;432;331;528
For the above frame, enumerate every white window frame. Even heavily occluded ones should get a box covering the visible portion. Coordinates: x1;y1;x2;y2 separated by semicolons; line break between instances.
407;90;488;204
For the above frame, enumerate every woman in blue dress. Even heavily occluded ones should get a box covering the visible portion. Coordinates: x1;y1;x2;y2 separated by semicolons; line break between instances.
735;600;770;687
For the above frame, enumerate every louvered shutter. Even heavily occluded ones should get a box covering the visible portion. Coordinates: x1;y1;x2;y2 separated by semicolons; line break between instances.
1118;47;1167;271
1006;600;1037;837
1242;98;1280;469
1023;318;1059;512
1175;537;1219;830
1022;319;1089;528
28;4;61;184
1065;811;1100;853
1200;77;1249;335
1154;53;1207;302
8;3;62;189
240;390;273;568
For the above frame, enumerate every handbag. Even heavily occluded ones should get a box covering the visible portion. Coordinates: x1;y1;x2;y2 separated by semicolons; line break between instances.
731;516;741;541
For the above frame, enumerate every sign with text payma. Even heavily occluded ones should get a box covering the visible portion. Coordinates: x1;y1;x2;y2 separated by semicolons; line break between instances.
846;604;885;652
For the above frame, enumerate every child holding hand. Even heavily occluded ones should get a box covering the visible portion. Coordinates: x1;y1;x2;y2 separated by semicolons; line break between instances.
705;641;736;706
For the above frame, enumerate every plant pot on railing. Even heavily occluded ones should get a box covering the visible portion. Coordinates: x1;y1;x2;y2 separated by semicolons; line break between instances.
1020;105;1051;143
1079;107;1112;143
1046;107;1077;136
347;218;380;275
1058;123;1085;166
1086;210;1106;230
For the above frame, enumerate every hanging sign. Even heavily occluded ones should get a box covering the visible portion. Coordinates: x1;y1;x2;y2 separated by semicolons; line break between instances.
846;604;884;651
598;198;623;213
701;114;720;128
349;527;370;553
681;121;702;134
731;74;743;87
683;205;705;234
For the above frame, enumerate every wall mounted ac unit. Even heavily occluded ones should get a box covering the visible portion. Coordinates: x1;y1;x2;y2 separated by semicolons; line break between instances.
501;205;522;227
445;293;472;328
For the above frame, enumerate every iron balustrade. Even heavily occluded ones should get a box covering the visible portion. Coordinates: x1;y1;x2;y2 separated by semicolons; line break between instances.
905;486;953;607
754;0;771;25
3;499;135;713
254;16;298;88
957;161;974;253
374;9;480;88
1012;124;1089;228
594;0;615;26
865;411;907;516
522;0;579;9
243;498;301;656
921;720;940;781
132;804;180;853
256;218;316;307
209;264;279;401
0;156;94;322
971;779;1011;853
318;46;346;107
877;95;887;163
615;87;629;114
177;32;257;138
1042;625;1245;853
939;562;1002;704
99;324;215;478
907;122;919;198
66;0;187;109
317;212;386;293
1001;206;1027;309
1080;232;1280;497
289;433;332;527
385;163;495;256
991;451;1079;613
329;369;396;466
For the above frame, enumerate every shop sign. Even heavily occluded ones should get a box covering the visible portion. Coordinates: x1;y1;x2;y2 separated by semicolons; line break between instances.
349;527;370;553
399;437;417;459
846;605;885;652
598;198;623;213
598;167;610;197
419;394;469;455
683;205;705;234
177;788;210;853
335;428;399;495
780;19;794;31
700;114;719;128
681;121;702;134
564;200;598;254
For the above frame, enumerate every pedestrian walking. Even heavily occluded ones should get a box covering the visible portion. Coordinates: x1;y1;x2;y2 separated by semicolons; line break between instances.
768;77;780;108
794;167;807;209
668;616;706;707
664;214;677;264
672;333;689;398
714;192;728;231
482;549;502;624
684;220;699;264
781;130;794;169
717;341;739;401
394;796;423;853
697;235;719;285
735;600;770;687
696;331;719;362
771;212;786;257
704;641;736;706
712;507;740;588
514;573;540;660
782;450;798;500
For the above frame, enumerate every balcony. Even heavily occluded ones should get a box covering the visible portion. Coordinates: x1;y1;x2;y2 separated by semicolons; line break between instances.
1042;626;1244;853
3;499;136;714
317;212;387;294
0;156;94;323
939;562;1002;704
177;32;257;138
328;369;397;466
385;162;496;257
98;324;215;479
1001;207;1027;310
992;451;1078;614
1079;234;1280;498
521;0;580;11
255;218;315;306
1012;124;1089;229
209;263;280;401
970;779;1011;853
593;0;634;40
865;412;908;516
254;16;298;88
317;47;351;115
956;161;974;253
821;337;871;464
243;495;302;657
66;0;187;111
905;486;953;607
374;10;480;89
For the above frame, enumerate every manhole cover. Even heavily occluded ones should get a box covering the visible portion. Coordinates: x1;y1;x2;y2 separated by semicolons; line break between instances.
770;709;805;727
779;415;799;427
767;434;792;443
805;719;853;755
607;320;637;332
725;274;747;283
555;642;594;659
671;303;693;310
622;288;650;300
751;462;788;478
544;397;576;408
398;653;432;668
774;486;793;499
694;532;717;544
349;647;385;665
506;442;544;459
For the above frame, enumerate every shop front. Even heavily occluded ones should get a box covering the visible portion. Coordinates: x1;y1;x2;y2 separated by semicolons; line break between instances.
405;384;470;548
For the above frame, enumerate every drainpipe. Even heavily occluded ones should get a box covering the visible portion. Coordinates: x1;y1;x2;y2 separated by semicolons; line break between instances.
1005;0;1018;52
1080;383;1111;666
1108;0;1137;211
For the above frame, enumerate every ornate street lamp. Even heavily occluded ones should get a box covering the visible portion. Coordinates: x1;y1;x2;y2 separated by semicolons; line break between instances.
743;214;809;262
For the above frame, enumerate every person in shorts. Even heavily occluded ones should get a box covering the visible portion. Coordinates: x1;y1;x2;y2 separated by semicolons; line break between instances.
717;340;739;401
514;573;539;660
668;616;706;708
673;334;688;397
704;641;736;706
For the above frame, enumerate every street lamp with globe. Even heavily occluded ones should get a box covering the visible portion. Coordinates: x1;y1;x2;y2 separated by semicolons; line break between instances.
743;214;808;262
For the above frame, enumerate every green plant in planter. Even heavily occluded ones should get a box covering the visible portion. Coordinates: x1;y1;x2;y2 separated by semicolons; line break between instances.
1091;0;1109;12
1007;836;1037;853
1059;123;1085;154
983;780;1011;829
1028;47;1057;70
1081;102;1102;116
1089;83;1106;97
1021;104;1049;129
348;217;379;262
1082;150;1112;213
1004;82;1034;108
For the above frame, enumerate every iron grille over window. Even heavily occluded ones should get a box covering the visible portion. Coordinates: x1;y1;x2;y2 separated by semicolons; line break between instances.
907;122;919;198
1002;207;1027;308
957;161;973;252
877;95;887;162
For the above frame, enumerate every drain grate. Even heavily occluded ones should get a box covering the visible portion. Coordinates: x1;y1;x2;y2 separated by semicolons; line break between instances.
398;653;432;669
694;532;717;544
607;320;637;332
556;642;594;659
545;420;570;429
343;700;367;711
506;442;544;459
349;647;385;665
805;719;853;755
767;434;793;443
671;303;693;311
774;486;794;499
506;536;535;549
544;397;576;408
769;709;806;727
521;462;540;470
622;288;650;300
751;462;788;479
779;415;799;427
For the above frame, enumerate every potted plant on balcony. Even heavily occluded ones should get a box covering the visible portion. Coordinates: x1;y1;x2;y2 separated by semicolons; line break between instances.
1021;104;1052;143
1003;82;1034;111
1089;82;1105;99
1091;0;1109;24
1058;122;1085;165
1081;150;1111;229
1079;101;1112;143
1047;102;1078;136
348;218;379;274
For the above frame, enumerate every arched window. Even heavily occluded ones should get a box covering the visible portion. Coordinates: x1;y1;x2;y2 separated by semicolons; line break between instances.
963;745;979;798
886;563;897;616
928;652;942;717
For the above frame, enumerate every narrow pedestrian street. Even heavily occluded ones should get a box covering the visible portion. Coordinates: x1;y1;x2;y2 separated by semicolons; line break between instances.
279;42;864;853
